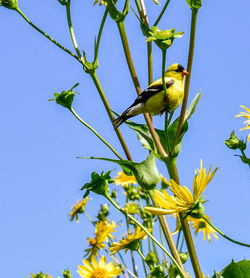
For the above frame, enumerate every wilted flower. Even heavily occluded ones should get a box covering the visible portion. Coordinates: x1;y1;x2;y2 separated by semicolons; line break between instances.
109;226;148;254
189;215;218;243
85;220;118;258
77;256;122;278
69;198;89;222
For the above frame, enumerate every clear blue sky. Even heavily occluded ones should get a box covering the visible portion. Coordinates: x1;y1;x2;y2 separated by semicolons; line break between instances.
0;0;250;277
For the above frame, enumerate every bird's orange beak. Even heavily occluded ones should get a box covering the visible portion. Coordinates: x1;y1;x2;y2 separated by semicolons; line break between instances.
182;70;189;76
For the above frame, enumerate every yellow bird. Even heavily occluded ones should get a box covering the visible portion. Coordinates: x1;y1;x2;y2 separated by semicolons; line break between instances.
113;63;188;129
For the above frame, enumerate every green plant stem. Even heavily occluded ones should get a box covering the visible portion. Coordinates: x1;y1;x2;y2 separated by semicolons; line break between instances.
70;108;123;160
105;193;187;278
95;7;109;60
203;216;250;248
137;249;146;261
84;211;93;223
137;0;153;86
167;158;202;278
15;8;80;63
89;72;133;160
140;245;148;277
116;20;168;159
66;0;85;62
149;190;185;273
175;9;198;147
125;198;138;277
160;226;168;265
153;0;171;26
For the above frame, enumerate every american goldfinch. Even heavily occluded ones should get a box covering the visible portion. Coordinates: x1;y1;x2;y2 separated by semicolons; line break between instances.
113;63;188;129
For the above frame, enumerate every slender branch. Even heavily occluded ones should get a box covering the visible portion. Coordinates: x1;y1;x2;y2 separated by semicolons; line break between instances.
90;72;133;160
15;8;80;62
105;193;187;278
95;7;109;60
138;0;153;86
137;249;146;261
66;0;84;61
174;9;198;146
203;216;250;248
153;0;171;26
70;108;123;160
140;244;148;277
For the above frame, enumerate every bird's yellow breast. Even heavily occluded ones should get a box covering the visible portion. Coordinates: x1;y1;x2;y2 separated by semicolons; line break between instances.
144;78;184;115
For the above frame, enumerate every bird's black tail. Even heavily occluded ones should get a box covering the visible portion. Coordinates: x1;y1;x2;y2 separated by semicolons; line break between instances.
113;114;131;129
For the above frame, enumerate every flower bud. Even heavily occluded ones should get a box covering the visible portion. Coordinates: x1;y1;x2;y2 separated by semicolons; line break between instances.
0;0;18;10
179;252;189;264
145;251;158;268
225;131;246;150
150;264;165;277
97;204;109;221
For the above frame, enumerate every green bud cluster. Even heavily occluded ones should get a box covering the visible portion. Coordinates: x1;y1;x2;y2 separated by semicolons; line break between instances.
186;200;205;219
62;269;72;278
81;170;113;198
146;27;184;51
49;83;79;110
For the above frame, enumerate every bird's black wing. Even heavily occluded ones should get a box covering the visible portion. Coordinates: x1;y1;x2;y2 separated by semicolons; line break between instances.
131;80;175;107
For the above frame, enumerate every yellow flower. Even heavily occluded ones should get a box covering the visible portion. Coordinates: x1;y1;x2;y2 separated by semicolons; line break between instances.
235;105;250;141
145;160;218;216
109;226;148;255
69;198;89;223
189;215;218;243
124;202;139;214
85;220;118;258
77;256;122;278
113;171;137;188
160;175;171;188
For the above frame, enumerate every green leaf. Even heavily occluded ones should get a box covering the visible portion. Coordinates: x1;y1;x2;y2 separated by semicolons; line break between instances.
83;152;160;190
126;92;201;158
186;0;202;10
212;260;250;278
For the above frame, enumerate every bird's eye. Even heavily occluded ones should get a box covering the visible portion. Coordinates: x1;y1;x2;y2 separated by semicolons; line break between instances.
175;64;184;72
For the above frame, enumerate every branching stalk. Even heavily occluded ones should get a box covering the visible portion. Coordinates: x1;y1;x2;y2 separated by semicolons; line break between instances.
65;1;132;160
